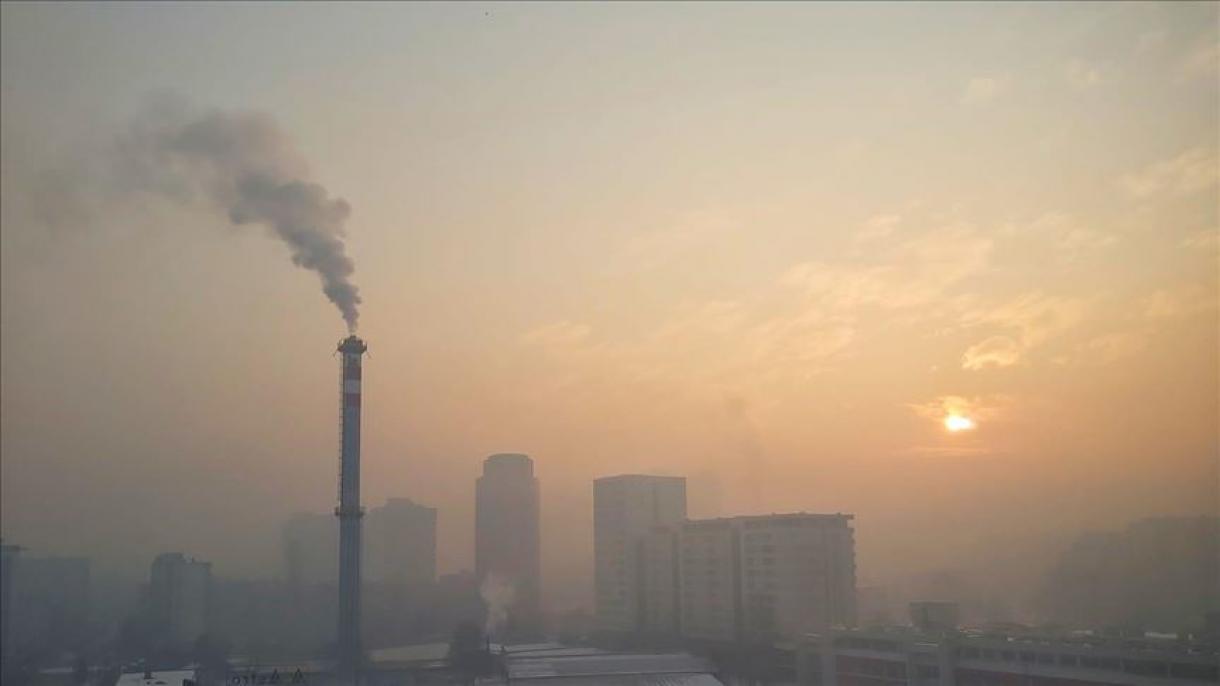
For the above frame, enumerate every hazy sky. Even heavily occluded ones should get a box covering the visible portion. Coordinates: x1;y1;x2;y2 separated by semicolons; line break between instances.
2;2;1216;612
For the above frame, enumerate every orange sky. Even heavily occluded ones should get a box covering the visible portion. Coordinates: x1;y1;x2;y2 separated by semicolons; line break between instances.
1;2;1216;612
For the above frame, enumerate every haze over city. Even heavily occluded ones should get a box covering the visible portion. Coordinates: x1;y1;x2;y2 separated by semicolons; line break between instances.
0;3;1216;684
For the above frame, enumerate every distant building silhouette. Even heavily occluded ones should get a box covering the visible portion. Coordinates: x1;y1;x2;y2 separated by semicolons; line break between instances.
282;497;437;589
149;553;211;648
593;475;687;633
0;542;21;666
475;453;541;634
365;498;438;590
9;554;90;658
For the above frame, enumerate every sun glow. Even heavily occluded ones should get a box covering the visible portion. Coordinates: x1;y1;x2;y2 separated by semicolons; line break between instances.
944;414;976;432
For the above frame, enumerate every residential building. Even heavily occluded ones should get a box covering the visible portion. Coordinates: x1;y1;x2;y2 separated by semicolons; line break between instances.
679;518;739;642
149;553;211;648
365;497;438;589
675;513;857;643
282;497;438;590
737;513;856;640
593;474;687;632
9;554;90;657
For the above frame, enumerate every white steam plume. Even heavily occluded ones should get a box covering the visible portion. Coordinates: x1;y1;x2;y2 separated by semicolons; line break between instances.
479;572;516;637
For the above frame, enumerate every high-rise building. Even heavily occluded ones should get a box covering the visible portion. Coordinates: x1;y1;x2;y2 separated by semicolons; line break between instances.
735;513;856;640
641;526;681;635
365;497;438;589
0;543;18;666
149;553;211;648
626;510;858;643
8;555;90;658
283;498;438;591
677;518;738;641
475;453;541;633
593;474;687;633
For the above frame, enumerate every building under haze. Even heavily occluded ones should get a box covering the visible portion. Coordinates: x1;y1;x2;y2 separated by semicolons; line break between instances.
0;543;18;667
475;453;541;635
365;497;438;590
8;554;91;659
283;497;438;590
149;553;211;649
593;474;688;633
603;509;857;644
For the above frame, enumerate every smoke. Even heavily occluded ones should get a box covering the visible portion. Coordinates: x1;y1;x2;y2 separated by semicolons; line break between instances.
111;96;362;331
479;572;516;636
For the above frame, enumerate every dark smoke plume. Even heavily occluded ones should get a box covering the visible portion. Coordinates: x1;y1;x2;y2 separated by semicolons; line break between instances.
114;99;362;331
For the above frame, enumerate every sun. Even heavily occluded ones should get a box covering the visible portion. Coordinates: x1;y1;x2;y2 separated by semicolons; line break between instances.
944;414;976;432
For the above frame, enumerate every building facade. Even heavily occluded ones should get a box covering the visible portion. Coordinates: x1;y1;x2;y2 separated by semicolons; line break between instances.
593;474;687;633
603;508;857;645
0;543;18;667
282;497;438;590
678;518;739;642
796;627;1218;686
737;513;857;641
365;497;438;589
8;554;91;658
149;553;211;648
475;453;541;634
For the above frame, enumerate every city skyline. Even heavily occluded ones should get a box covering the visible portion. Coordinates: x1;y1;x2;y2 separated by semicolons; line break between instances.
1;0;1216;628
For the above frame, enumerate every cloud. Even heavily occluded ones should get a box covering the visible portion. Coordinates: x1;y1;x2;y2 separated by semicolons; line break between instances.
785;223;992;311
1181;230;1219;251
1077;332;1149;365
959;292;1087;369
1021;212;1118;262
856;213;901;243
960;77;1005;105
1140;287;1216;320
909;394;1014;425
1120;147;1219;199
962;335;1022;370
520;320;592;348
1063;59;1107;88
1178;40;1219;81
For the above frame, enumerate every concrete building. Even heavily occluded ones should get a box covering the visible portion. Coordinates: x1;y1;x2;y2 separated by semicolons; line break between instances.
365;498;437;590
9;554;91;657
678;518;739;642
641;526;682;635
795;626;1218;686
1;542;18;666
593;475;687;633
737;513;856;640
283;498;437;591
475;453;541;633
149;553;211;648
674;513;857;643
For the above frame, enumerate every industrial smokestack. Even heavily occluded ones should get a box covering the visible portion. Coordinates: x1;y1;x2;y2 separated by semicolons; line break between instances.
336;335;367;675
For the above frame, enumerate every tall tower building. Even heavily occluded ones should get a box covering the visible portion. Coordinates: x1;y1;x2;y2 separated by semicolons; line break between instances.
336;335;367;673
593;474;687;633
475;453;540;635
149;553;210;648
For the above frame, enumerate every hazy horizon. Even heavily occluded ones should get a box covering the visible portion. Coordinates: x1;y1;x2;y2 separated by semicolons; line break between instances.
2;2;1216;616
